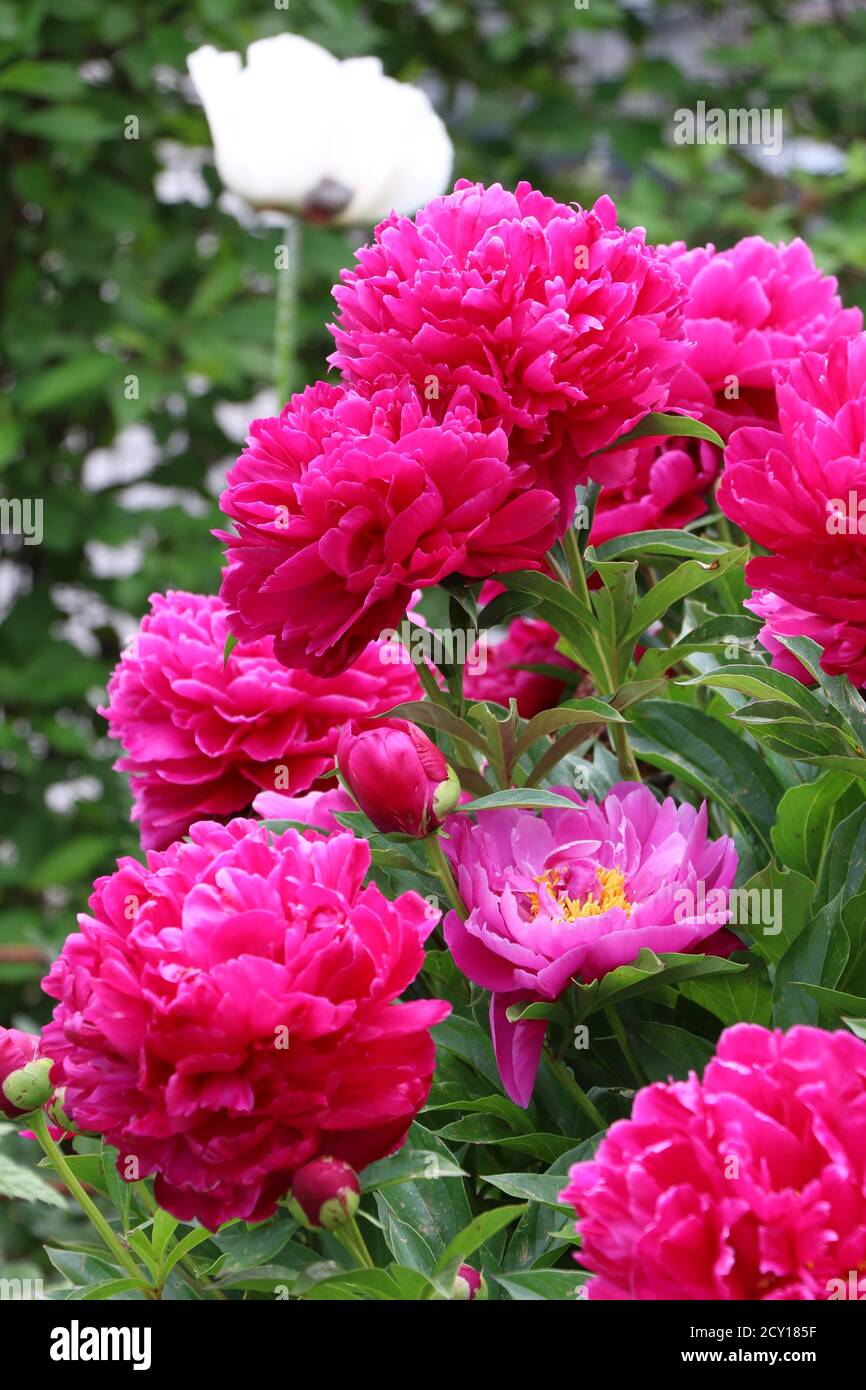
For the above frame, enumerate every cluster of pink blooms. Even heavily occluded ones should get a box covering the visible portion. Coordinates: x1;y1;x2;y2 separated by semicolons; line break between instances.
561;1024;866;1301
219;179;691;674
21;181;866;1288
594;235;861;544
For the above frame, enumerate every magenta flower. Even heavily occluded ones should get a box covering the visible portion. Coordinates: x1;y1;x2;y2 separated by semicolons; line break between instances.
594;234;861;545
337;718;460;837
443;783;737;1106
329;180;690;510
560;1024;866;1301
101;589;420;849
719;334;866;684
463;615;584;719
218;378;560;675
41;819;449;1229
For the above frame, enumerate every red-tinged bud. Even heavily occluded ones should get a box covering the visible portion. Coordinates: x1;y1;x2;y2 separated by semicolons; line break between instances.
337;718;460;837
454;1264;487;1300
287;1156;361;1231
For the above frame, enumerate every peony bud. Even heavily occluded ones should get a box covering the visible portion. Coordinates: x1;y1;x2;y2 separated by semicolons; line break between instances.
287;1156;361;1231
337;718;460;838
2;1054;53;1116
0;1028;44;1118
453;1264;487;1300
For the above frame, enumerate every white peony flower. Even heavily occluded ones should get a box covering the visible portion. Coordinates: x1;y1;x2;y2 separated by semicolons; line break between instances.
187;34;453;225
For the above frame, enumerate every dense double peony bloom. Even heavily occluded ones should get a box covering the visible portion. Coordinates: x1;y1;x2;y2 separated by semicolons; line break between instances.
101;590;420;850
219;379;560;674
560;1023;866;1300
443;782;737;1105
463;615;584;718
41;819;449;1229
329;180;690;511
594;235;861;544
719;334;866;684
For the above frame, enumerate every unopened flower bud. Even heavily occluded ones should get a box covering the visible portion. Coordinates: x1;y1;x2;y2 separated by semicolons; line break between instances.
287;1156;361;1230
2;1055;53;1115
337;718;460;837
453;1264;487;1300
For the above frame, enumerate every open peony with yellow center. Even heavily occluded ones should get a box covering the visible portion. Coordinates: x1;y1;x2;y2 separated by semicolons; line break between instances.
443;783;738;1106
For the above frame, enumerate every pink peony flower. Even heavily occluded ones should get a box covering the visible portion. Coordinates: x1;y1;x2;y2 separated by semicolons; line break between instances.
41;819;449;1229
442;782;737;1106
463;616;584;719
101;590;420;850
329;180;690;510
593;235;861;545
218;378;560;675
719;334;866;684
560;1023;866;1301
251;786;358;832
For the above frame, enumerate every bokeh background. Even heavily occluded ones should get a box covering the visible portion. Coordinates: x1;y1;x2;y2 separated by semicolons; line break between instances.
1;0;865;1260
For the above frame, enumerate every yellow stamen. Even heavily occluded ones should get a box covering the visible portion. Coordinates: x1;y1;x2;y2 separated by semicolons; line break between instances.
529;865;631;919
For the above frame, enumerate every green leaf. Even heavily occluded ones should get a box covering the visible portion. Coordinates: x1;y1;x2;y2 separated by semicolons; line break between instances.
16;354;118;414
495;1269;587;1300
360;1148;466;1191
484;1173;572;1209
432;1203;527;1292
0;1153;67;1206
771;774;857;878
595;411;724;455
793;983;866;1017
734;863;814;967
632;1021;715;1081
622;546;748;646
453;788;593;814
629;700;784;851
681;966;772;1027
512;698;625;762
680;664;828;720
591;529;733;563
573;948;746;1022
379;700;490;756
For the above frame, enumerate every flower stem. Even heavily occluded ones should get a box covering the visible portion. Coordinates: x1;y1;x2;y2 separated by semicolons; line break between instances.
563;526;591;609
604;1006;648;1087
424;832;467;920
333;1217;375;1269
613;719;641;782
544;1051;607;1133
30;1110;149;1288
274;216;301;404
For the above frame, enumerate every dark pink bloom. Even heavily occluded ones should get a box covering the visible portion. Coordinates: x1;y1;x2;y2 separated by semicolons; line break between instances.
0;1027;41;1118
101;590;420;850
594;235;861;544
443;783;737;1106
560;1024;866;1301
218;378;560;675
463;616;584;718
719;335;866;684
337;718;460;837
329;180;690;510
41;819;449;1230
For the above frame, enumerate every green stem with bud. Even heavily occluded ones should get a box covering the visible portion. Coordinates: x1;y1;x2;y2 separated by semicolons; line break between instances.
333;1217;375;1269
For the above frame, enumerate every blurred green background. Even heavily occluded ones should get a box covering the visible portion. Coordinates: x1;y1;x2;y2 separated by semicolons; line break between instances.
1;0;866;1029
